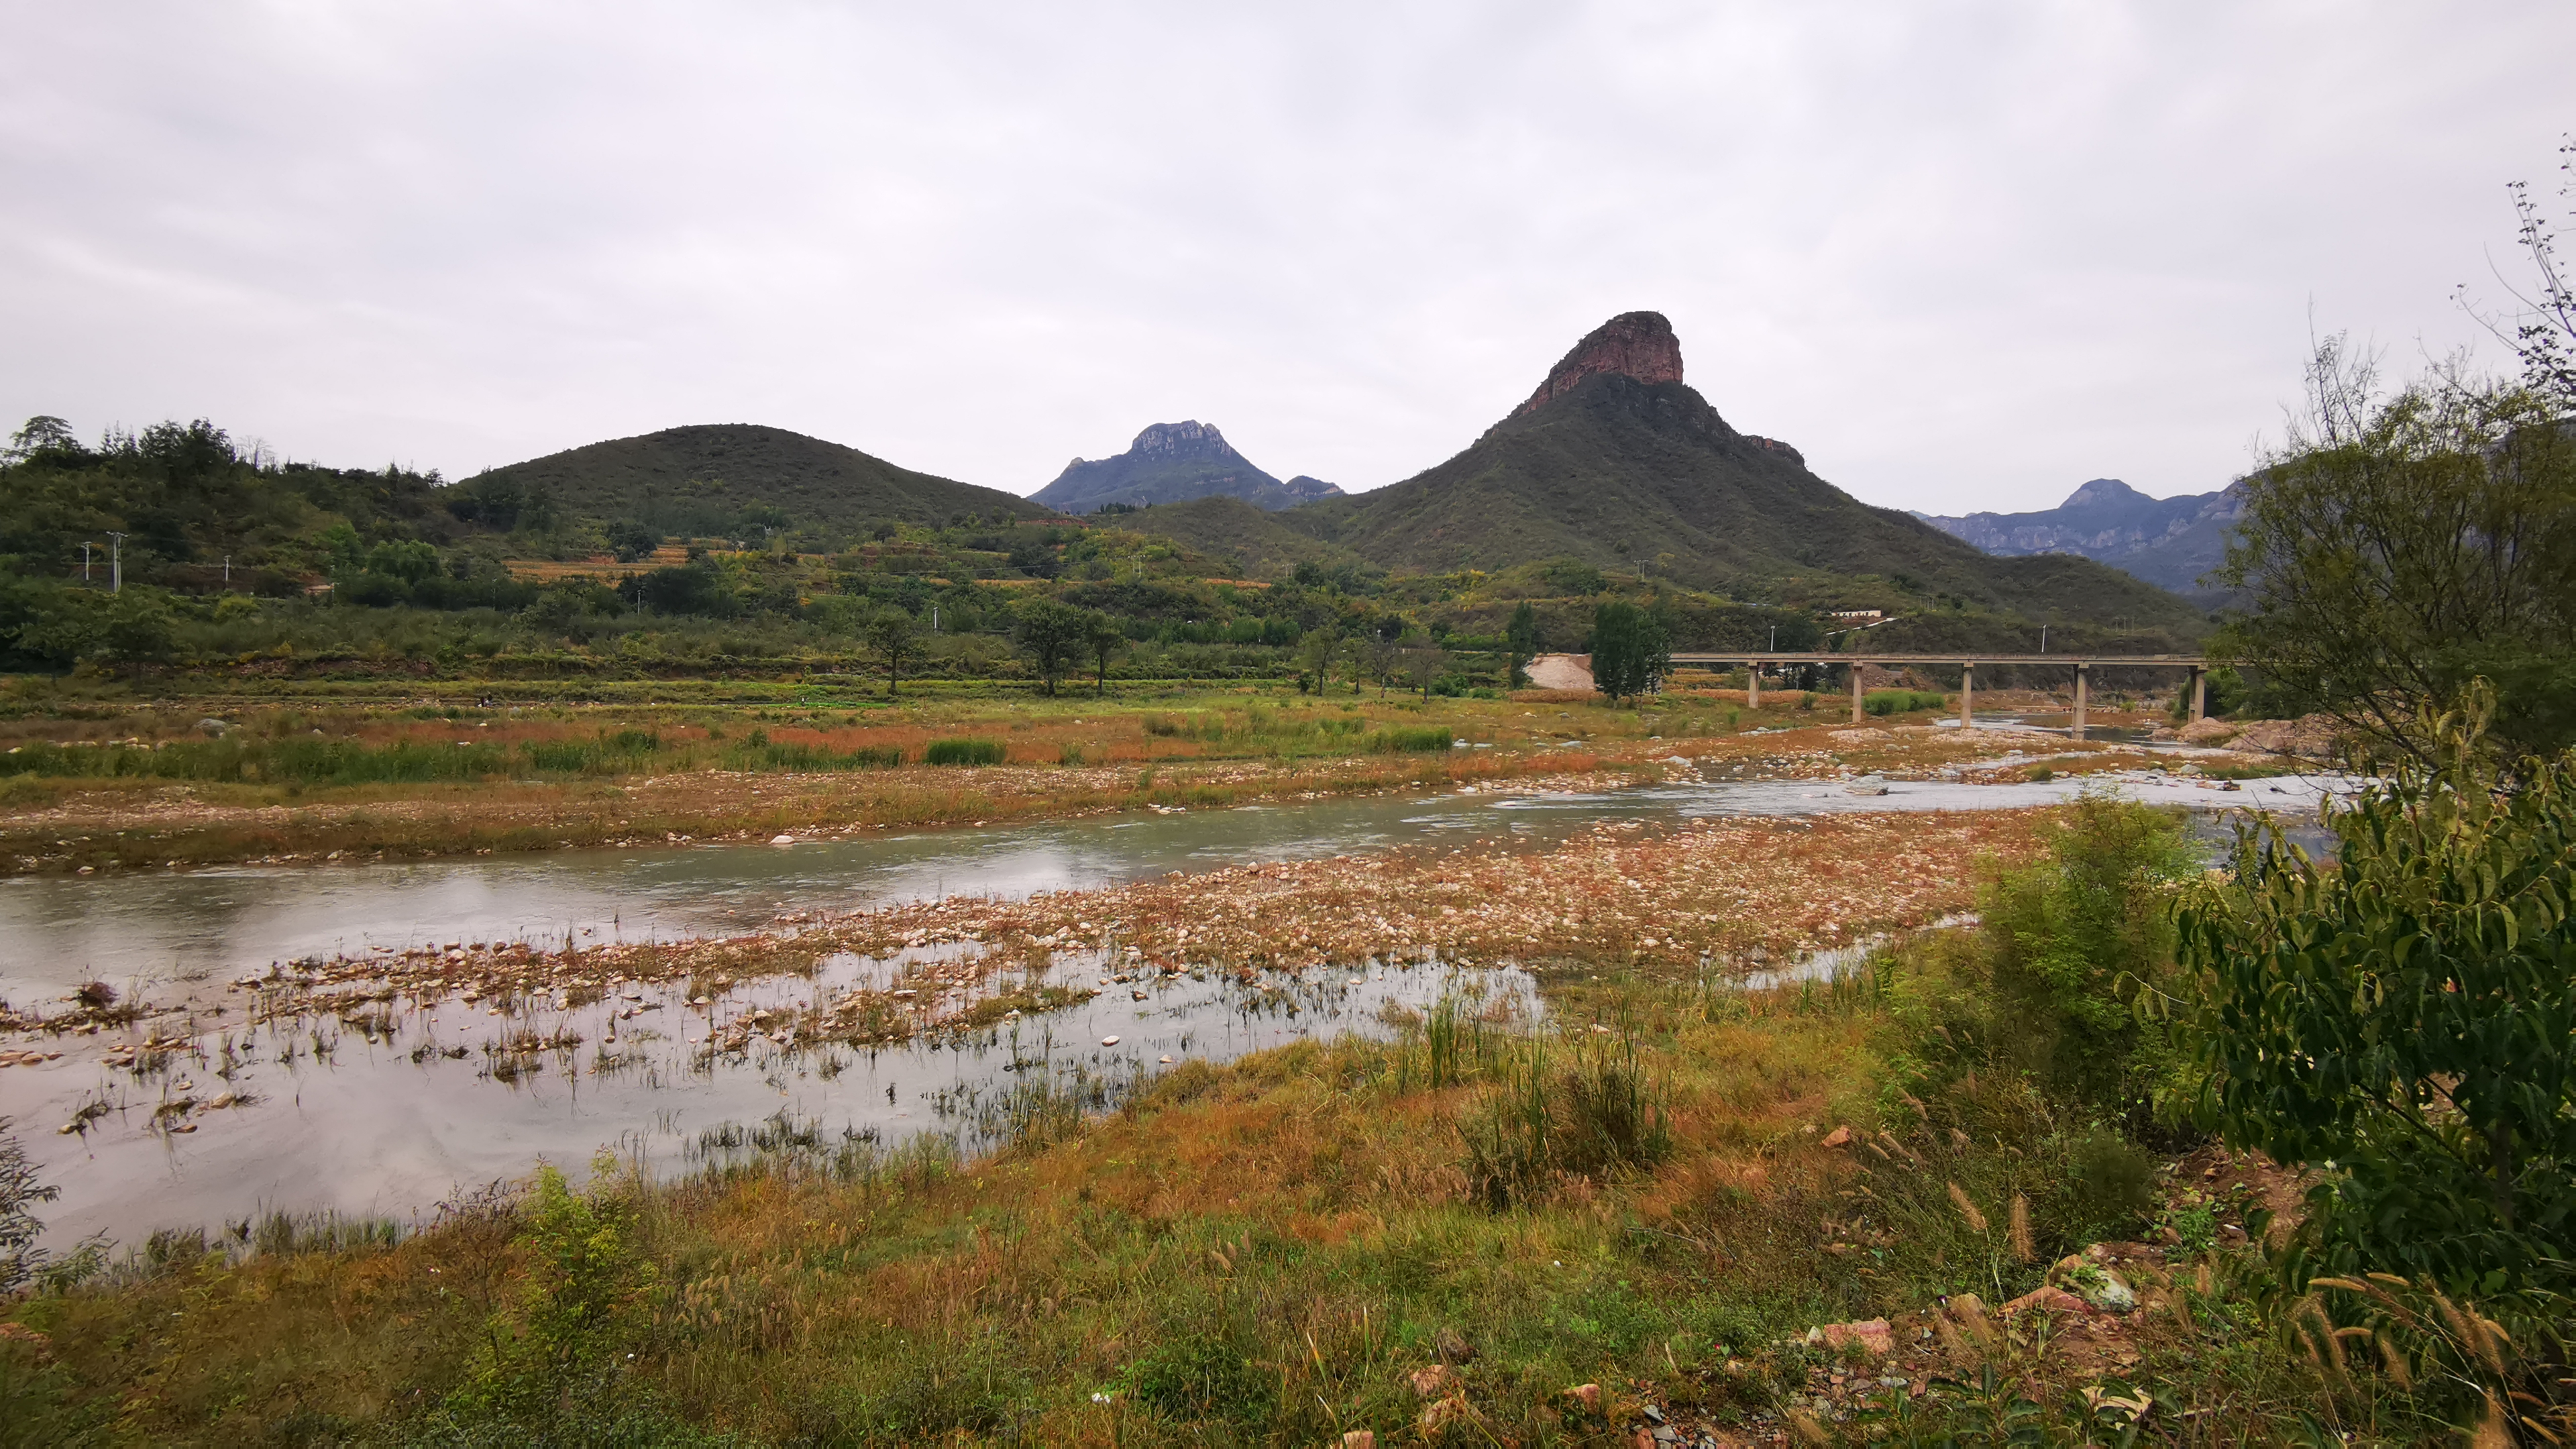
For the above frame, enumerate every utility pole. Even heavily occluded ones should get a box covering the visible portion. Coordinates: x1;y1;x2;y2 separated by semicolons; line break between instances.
106;531;126;593
2039;625;2048;654
82;541;94;582
931;604;940;633
223;554;232;585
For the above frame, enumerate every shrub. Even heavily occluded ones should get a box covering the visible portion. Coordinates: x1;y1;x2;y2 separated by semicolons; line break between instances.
1864;688;1948;716
1884;793;2196;1124
1128;1334;1273;1426
2178;702;2576;1293
1365;725;1451;754
1460;1034;1671;1208
923;737;1005;766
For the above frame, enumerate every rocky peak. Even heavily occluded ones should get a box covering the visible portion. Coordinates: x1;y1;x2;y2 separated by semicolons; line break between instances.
1128;421;1234;459
2061;478;2144;511
1281;474;1346;502
1512;311;1686;417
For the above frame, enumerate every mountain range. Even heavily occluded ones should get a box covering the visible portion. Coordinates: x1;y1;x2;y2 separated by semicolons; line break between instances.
449;313;2211;629
1030;421;1343;513
1913;478;2245;600
1146;311;2202;627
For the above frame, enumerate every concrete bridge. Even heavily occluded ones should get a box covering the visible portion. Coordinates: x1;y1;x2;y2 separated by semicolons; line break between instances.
1665;652;2213;737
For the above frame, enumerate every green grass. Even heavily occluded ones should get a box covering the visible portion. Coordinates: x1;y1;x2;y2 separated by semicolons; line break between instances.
922;737;1006;766
1863;688;1949;716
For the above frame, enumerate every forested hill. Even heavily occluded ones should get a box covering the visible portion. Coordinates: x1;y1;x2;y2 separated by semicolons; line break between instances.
1286;313;2208;630
455;423;1051;539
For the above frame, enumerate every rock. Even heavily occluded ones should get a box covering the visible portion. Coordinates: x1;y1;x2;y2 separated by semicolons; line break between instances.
2177;717;2241;745
1342;1433;1376;1449
1845;775;1889;796
1409;1364;1459;1397
2226;714;2343;759
1434;1326;1477;1363
1566;1383;1603;1413
2000;1284;2092;1318
1819;1125;1852;1148
1512;311;1686;418
1829;728;1894;745
769;834;797;846
1816;1318;1894;1355
196;718;233;737
1099;1035;1120;1046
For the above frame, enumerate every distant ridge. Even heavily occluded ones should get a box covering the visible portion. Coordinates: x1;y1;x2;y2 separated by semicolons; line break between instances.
1915;478;2246;600
1031;421;1338;513
464;423;1046;532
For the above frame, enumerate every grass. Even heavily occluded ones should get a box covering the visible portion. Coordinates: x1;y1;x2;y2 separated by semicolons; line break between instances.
0;685;2121;873
921;736;1006;766
5;802;2498;1446
0;963;2401;1446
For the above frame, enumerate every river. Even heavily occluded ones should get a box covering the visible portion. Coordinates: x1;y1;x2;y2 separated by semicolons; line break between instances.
0;754;2346;1252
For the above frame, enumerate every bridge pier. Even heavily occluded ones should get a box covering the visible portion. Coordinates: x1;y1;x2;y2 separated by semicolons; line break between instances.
1747;665;1758;710
1849;665;1864;724
2073;663;2088;741
1960;663;1975;730
2189;666;2207;722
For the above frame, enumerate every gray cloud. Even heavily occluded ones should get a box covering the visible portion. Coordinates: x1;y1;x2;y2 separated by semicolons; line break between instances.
2;1;2568;513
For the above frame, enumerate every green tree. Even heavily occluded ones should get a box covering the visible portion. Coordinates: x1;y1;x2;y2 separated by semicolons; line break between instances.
606;519;660;563
2212;338;2576;766
1012;596;1088;696
97;590;175;680
1505;600;1539;687
1589;599;1669;704
1082;610;1124;696
2176;698;2576;1293
1297;625;1343;691
863;606;924;696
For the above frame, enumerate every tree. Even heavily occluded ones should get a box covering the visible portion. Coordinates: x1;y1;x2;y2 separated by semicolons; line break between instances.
2460;134;2576;415
3;415;80;464
1358;629;1401;695
863;607;924;696
1297;626;1343;692
606;520;661;563
1589;599;1670;704
2176;698;2576;1294
98;590;175;682
1083;610;1124;696
1012;596;1088;696
2211;337;2576;766
1401;644;1447;698
1505;600;1539;687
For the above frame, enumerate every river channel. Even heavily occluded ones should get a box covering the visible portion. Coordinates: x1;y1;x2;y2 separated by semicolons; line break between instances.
1;750;2347;1251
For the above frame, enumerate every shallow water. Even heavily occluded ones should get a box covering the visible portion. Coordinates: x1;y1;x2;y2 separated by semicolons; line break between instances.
0;759;2347;1252
11;949;1533;1250
0;764;2343;1005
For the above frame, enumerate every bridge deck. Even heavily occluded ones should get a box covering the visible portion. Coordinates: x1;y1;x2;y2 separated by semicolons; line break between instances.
1668;653;2206;667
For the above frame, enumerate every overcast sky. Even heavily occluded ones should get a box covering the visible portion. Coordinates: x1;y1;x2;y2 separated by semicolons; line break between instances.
3;3;2569;515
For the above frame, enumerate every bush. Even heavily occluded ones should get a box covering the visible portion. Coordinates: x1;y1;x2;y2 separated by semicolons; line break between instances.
1128;1334;1273;1426
2178;702;2576;1293
1460;1034;1671;1208
1365;725;1451;754
1864;688;1948;716
923;737;1005;767
1884;794;2196;1124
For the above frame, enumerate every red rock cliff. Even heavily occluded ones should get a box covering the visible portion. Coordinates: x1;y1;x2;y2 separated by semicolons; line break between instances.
1511;311;1684;417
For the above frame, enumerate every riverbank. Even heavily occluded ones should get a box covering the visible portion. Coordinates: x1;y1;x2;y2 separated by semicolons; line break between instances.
0;796;2395;1445
0;686;2242;873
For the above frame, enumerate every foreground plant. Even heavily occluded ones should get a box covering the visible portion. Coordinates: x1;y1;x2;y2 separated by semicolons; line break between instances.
2180;696;2576;1295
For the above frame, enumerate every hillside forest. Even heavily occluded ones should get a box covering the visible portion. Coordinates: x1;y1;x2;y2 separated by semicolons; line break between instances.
0;415;2197;699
